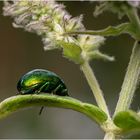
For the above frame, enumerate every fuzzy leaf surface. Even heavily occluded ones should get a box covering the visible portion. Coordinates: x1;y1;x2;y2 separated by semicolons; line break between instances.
114;110;140;131
0;94;108;125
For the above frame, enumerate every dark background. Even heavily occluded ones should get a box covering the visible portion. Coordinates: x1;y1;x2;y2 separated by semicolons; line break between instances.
0;1;139;139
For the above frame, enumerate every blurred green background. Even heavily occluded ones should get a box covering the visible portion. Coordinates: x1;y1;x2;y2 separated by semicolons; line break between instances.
0;1;139;139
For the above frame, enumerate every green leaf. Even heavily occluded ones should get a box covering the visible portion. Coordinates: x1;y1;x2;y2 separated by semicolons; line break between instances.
0;94;108;124
68;23;140;40
68;23;131;37
114;110;140;131
94;2;132;19
60;41;83;64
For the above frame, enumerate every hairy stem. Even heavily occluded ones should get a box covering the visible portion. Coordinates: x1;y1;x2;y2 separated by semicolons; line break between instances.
80;61;110;119
114;6;140;115
127;8;140;27
114;41;140;115
126;7;140;40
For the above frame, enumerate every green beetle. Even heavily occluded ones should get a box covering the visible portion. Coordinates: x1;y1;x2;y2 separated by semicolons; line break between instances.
17;69;68;96
17;69;68;115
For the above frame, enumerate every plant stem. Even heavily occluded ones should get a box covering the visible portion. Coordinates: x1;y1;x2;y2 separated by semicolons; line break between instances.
104;132;116;140
80;61;110;119
128;8;140;27
102;119;122;140
114;41;140;115
126;7;140;40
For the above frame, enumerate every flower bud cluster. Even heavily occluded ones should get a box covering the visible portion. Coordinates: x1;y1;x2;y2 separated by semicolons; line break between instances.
3;0;111;63
3;0;83;50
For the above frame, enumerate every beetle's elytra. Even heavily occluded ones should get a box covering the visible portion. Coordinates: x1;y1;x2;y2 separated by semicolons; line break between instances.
17;69;68;96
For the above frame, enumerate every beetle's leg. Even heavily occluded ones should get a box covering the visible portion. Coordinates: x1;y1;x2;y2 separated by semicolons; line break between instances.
36;82;50;94
52;84;62;94
62;89;69;95
39;106;44;115
36;82;50;115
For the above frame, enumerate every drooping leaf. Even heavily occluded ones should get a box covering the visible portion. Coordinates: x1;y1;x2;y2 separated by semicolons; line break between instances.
69;23;131;37
0;94;108;124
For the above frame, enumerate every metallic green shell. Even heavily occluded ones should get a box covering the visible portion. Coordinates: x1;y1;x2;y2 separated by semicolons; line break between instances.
17;69;68;96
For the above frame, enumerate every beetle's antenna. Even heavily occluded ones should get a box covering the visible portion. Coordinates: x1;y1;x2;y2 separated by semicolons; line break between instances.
39;106;44;115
